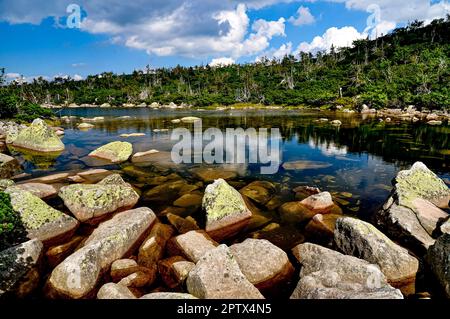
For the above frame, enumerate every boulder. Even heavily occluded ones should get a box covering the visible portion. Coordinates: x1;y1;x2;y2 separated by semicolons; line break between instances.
376;162;450;253
158;256;195;288
282;160;332;171
186;245;264;299
426;234;450;298
300;191;334;213
131;149;159;163
279;201;315;223
27;172;70;184
305;213;341;238
239;181;276;205
167;230;218;263
58;174;139;223
0;178;15;191
167;213;200;234
12;118;65;152
190;167;237;183
173;193;203;208
141;292;197;299
5;187;79;245
14;183;58;199
290;243;403;299
76;169;113;183
138;223;175;268
110;259;140;282
334;217;419;293
77;123;94;130
143;180;194;202
89;141;133;163
118;268;156;288
46;207;156;299
45;236;84;268
203;179;252;241
97;283;136;299
0;153;20;179
0;239;43;298
229;239;294;291
180;117;201;123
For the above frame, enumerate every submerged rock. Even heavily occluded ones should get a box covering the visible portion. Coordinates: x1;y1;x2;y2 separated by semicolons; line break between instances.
376;162;450;253
290;243;403;299
12;118;65;152
334;217;419;293
181;116;201;123
282;160;332;171
0;239;43;298
203;179;252;241
89;141;133;163
76;169;113;183
58;174;139;223
191;167;237;183
300;191;334;213
47;207;156;299
186;245;264;299
0;153;20;179
239;181;276;205
229;239;294;292
5;187;79;245
77;123;94;130
426;234;450;298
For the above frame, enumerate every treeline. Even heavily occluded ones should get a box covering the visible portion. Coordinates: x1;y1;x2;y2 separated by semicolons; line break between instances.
1;17;450;113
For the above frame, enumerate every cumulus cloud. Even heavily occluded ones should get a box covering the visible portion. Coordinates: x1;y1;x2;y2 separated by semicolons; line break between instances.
71;63;86;67
289;6;316;26
256;42;293;62
209;57;236;67
5;72;21;79
73;74;84;81
295;26;364;54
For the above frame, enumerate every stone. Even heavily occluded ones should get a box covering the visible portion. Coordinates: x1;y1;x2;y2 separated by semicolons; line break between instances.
138;223;175;268
167;214;200;234
0;178;15;191
14;183;58;199
279;202;315;223
167;230;218;263
5;187;79;245
77;123;94;130
376;162;450;253
331;120;342;126
97;283;136;299
158;256;195;288
427;234;450;298
27;172;70;184
239;181;276;205
300;191;334;213
118;268;155;288
58;174;139;222
304;213;341;238
0;239;43;298
47;207;156;299
143;180;192;202
77;169;113;183
290;243;403;299
282;160;332;171
181;116;201;123
186;245;264;299
141;292;197;299
0;153;20;179
46;236;85;268
12;118;65;152
131;149;159;163
334;217;419;292
89;141;133;163
203;179;252;241
171;119;181;124
190;167;238;183
441;219;450;234
229;239;294;291
110;259;140;282
427;120;442;125
173;193;203;208
120;133;146;138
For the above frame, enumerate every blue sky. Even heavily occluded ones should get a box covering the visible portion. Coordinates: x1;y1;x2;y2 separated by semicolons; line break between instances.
0;0;448;82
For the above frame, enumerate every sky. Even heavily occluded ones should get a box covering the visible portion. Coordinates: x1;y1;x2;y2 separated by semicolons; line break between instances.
0;0;449;82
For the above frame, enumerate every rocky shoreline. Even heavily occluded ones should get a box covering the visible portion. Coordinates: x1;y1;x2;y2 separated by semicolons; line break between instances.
0;118;449;300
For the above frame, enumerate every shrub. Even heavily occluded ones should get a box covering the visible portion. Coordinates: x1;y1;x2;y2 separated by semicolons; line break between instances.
14;102;54;123
0;191;27;251
0;91;18;119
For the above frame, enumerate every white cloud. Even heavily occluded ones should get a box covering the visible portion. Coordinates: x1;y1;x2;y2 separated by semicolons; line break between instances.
5;73;21;79
289;6;316;26
295;26;364;54
72;62;86;68
73;74;84;81
256;42;293;61
209;57;236;67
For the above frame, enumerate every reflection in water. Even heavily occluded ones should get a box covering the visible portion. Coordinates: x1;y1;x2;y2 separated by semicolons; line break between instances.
12;108;449;220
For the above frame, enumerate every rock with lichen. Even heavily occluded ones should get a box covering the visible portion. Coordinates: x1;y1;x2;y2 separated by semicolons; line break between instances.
58;174;139;223
0;179;15;191
88;141;132;163
0;239;43;298
202;179;252;241
11;118;65;152
376;162;450;253
46;207;156;299
5;186;79;245
0;153;20;179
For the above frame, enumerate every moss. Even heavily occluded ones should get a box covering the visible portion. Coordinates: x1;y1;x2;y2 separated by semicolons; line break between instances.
203;179;247;221
0;191;27;251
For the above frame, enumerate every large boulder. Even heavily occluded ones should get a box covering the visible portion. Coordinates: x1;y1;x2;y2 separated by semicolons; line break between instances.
202;179;252;241
0;153;20;179
167;230;218;263
11;118;65;152
5;187;79;245
186;245;264;299
426;234;450;298
46;207;156;299
88;141;132;163
0;239;43;298
58;174;139;223
376;162;450;253
229;239;294;292
290;243;403;299
334;217;419;293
